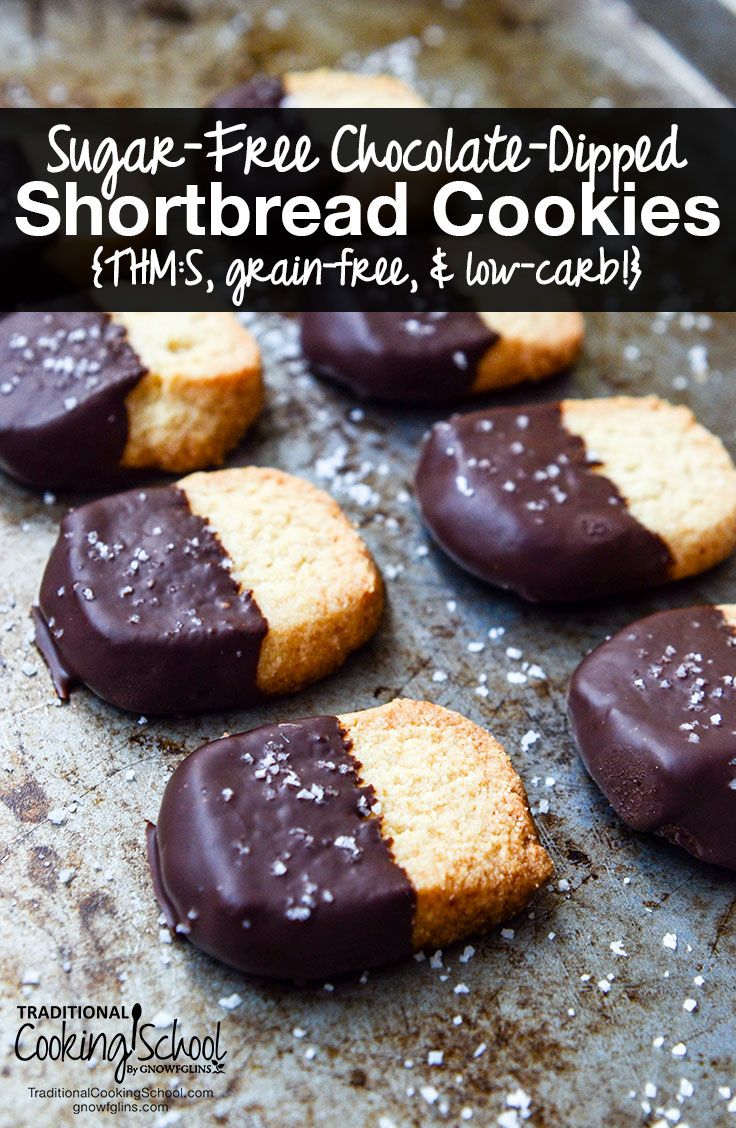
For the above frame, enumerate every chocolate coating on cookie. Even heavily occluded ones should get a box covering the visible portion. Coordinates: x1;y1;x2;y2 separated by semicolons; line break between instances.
211;74;286;109
415;402;672;602
33;485;267;714
301;312;499;404
147;716;415;979
568;606;736;870
0;311;144;489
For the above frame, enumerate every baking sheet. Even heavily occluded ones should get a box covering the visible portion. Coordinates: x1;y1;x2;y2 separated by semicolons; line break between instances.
1;3;734;1127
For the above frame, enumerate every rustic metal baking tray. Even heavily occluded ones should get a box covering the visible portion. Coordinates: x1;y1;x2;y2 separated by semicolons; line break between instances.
1;3;734;1126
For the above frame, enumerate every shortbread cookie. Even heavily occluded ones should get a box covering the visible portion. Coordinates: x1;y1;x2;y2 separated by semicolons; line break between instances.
568;605;736;870
147;698;552;979
300;311;584;404
415;396;736;602
213;68;427;109
0;311;262;489
33;467;382;713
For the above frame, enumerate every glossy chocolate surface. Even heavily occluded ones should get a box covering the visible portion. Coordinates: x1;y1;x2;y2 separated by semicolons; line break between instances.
568;606;736;870
301;311;498;404
211;74;286;109
0;311;144;489
147;716;415;979
34;484;267;714
415;402;672;602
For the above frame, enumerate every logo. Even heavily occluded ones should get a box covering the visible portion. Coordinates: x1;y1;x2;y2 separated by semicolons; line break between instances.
14;1003;226;1084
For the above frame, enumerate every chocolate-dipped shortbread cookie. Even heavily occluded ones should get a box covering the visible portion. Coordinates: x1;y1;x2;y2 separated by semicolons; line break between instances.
213;68;427;109
415;396;736;602
300;312;584;404
33;467;383;714
0;311;262;490
147;698;552;979
568;606;736;870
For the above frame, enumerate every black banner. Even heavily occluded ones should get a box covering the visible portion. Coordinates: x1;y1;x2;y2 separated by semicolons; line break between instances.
1;108;734;311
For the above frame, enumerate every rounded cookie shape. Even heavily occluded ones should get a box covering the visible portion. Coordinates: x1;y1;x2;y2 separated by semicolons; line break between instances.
115;312;262;475
568;605;736;870
301;312;584;404
33;467;383;714
415;396;736;602
0;311;262;490
147;698;551;979
212;68;427;109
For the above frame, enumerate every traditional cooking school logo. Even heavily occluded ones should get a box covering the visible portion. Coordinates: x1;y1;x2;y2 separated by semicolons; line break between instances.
14;1002;226;1083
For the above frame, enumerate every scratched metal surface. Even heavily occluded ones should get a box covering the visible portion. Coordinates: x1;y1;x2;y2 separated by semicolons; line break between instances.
0;3;735;1128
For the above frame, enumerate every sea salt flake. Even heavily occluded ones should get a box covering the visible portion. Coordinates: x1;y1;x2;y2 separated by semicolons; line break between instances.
285;905;311;921
334;835;360;857
218;993;242;1011
506;1089;531;1114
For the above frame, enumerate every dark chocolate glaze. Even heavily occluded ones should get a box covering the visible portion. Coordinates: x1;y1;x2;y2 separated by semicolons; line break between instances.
147;716;415;980
301;312;499;405
211;74;286;109
0;311;144;490
415;402;672;603
568;606;736;871
33;484;268;715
